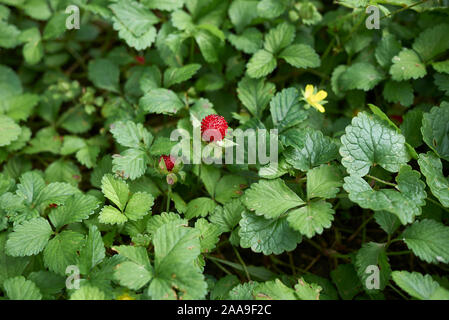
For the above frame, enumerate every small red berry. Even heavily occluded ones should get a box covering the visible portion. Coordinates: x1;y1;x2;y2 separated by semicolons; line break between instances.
135;56;145;65
201;114;228;142
49;203;58;208
159;155;175;171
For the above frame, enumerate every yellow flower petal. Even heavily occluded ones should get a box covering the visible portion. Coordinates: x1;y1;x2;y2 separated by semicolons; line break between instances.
311;102;325;113
304;85;314;98
313;90;327;102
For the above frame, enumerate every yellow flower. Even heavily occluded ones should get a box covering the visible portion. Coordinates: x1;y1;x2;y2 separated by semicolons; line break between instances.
302;84;327;113
116;293;135;300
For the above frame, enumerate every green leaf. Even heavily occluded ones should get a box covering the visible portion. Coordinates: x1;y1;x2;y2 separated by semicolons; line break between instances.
284;128;338;171
330;264;362;300
42;12;66;40
101;174;129;211
239;211;302;255
402;219;449;264
340;112;410;177
279;44;320;69
45;160;81;186
257;0;286;19
19;27;43;65
99;205;128;225
401;109;423;148
0;233;31;287
421;103;449;161
48;194;100;229
383;80;414;107
149;222;207;299
110;120;153;149
354;242;391;292
228;28;263;54
124;192;154;221
88;59;120;93
110;0;158;50
112;148;148;180
144;0;184;11
79;225;106;275
193;29;221;63
287;200;334;238
243;178;304;219
306;164;343;199
70;285;106;300
163;64;201;88
140;88;184;115
373;211;400;235
412;24;449;62
390;49;427;81
270;88;308;132
432;60;449;74
6;217;53;256
254;279;298;300
375;32;401;68
294;278;322;300
391;271;443;300
344;166;426;225
0;21;20;48
237;76;275;118
214;175;247;205
264;22;295;54
114;261;153;290
209;198;246;233
339;62;383;91
246;50;276;79
418;152;449;207
185;197;216;219
0;115;21;147
3;276;42;300
195;218;221;253
43;230;84;275
228;0;258;33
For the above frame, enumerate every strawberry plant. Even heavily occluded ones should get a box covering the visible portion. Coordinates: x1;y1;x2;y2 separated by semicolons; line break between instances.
1;0;449;301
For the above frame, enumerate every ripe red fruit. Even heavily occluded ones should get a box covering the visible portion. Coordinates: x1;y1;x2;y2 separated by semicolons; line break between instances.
159;155;175;171
134;56;145;65
201;114;228;142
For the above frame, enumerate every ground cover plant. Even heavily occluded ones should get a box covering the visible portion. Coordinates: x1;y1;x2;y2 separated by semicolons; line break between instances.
1;0;449;300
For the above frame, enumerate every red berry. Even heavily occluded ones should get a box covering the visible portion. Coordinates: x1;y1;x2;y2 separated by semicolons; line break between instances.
135;56;145;65
201;114;228;142
160;155;175;171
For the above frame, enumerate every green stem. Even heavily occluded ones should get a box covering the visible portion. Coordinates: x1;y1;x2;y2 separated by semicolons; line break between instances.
365;174;397;188
166;185;172;212
386;250;411;256
232;246;251;281
208;257;233;276
379;0;430;20
348;215;374;242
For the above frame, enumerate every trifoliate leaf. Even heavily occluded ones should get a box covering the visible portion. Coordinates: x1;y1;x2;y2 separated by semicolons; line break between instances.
402;219;449;264
237;76;275;118
287;200;334;238
243;178;304;219
101;174;129;212
3;276;42;300
6;217;53;256
390;49;427;81
43;230;84;275
239;211;302;255
340;112;410;177
279;44;320;69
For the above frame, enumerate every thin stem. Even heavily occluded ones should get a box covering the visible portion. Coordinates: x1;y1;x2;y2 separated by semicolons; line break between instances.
288;252;296;276
388;284;409;300
379;0;430;20
208;257;233;276
232;246;251;281
386;250;411;256
347;215;374;242
365;174;397;187
166;185;172;212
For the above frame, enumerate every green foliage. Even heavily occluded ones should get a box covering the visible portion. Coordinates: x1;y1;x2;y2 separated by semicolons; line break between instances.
1;0;449;301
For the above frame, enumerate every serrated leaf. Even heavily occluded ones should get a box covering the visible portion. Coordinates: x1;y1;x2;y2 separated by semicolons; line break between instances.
6;217;53;256
0;115;21;147
392;271;445;300
237;76;275;118
110;120;153;149
48;194;100;229
163;64;201;88
421;103;449;161
114;261;153;290
339;62;383;91
3;276;42;300
70;285;106;300
101;174;129;211
228;28;263;54
279;44;320;69
239;211;302;255
185;197;216;219
418;152;449;207
412;24;449;62
88;59;120;93
287;200;334;238
383;80;413;107
79;225;106;275
354;242;391;292
243;178;304;219
402;219;449;264
112;148;148;180
264;22;295;54
228;0;258;33
124;192;154;221
43;230;84;275
246;50;276;79
209;198;246;233
390;49;427;81
270;88;308;132
140;88;185;115
99;205;128;225
306;164;343;199
340;112;410;177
